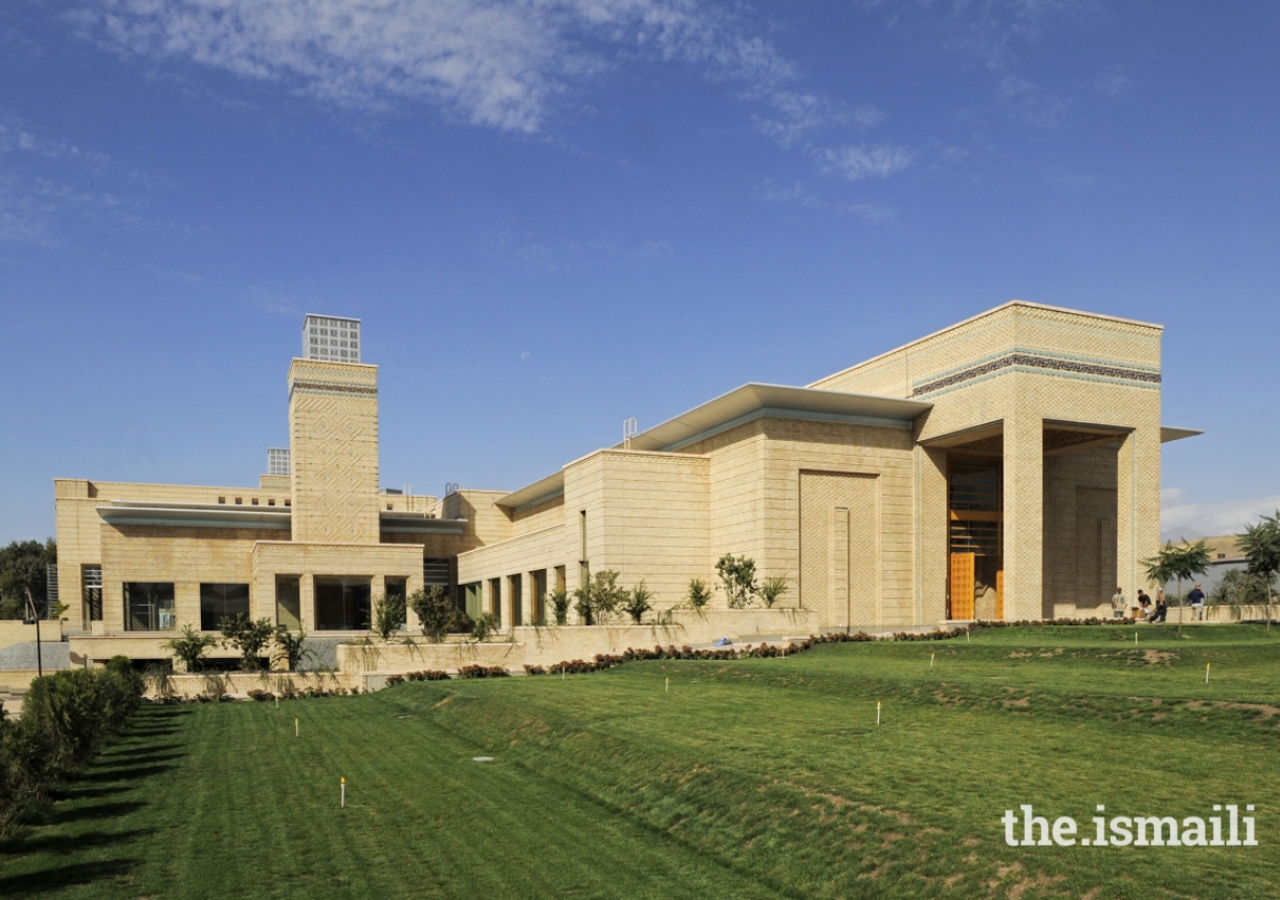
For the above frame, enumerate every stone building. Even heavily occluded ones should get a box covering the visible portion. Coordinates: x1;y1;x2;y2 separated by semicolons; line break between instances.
52;301;1197;664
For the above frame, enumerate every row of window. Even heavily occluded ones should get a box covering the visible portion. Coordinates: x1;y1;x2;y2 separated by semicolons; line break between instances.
460;566;567;627
114;577;409;632
217;496;289;507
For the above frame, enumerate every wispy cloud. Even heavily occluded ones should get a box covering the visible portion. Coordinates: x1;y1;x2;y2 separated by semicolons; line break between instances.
758;179;896;222
70;0;816;136
1161;490;1280;539
819;144;914;181
1094;64;1133;98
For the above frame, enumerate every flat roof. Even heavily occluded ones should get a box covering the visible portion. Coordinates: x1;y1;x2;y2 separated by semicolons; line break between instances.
497;383;932;510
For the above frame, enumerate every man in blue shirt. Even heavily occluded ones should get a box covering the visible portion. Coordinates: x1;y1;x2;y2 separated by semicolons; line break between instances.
1188;584;1206;621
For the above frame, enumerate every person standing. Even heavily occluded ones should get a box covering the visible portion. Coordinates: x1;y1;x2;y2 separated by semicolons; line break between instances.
1112;586;1127;619
1188;583;1206;621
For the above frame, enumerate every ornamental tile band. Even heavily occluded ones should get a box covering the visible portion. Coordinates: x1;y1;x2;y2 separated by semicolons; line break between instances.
911;353;1162;397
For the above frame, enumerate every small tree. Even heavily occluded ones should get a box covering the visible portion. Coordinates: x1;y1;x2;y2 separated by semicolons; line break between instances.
716;554;758;609
759;576;788;609
220;614;277;671
623;581;654;624
686;578;713;610
1143;540;1211;636
273;627;313;672
547;588;571;625
372;592;407;641
1239;511;1280;630
572;570;626;625
410;587;461;643
1210;569;1270;621
471;612;500;642
163;624;218;673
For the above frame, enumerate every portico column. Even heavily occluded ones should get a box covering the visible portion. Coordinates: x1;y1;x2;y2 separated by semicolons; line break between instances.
1003;415;1044;620
1117;424;1161;601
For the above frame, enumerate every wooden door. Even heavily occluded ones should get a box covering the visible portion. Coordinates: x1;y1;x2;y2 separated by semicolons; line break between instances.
950;553;975;619
995;568;1005;620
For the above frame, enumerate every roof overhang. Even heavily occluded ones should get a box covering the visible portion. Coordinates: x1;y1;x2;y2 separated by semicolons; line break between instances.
97;500;291;530
379;512;468;535
497;383;932;510
1160;426;1203;443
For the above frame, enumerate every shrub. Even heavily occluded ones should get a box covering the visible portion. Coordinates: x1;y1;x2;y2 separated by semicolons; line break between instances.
246;689;275;702
220;614;277;672
716;554;758;608
623;581;654;624
457;665;509;679
572;570;626;625
759;576;788;608
523;664;547;675
410;586;466;643
163;624;218;672
470;612;501;642
547;588;571;625
273;627;313;672
686;578;713;610
372;592;407;641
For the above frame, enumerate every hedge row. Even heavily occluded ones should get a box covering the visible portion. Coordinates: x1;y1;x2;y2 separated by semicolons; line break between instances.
0;657;145;838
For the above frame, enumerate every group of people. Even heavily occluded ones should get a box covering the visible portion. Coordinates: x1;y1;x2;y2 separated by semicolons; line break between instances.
1111;584;1207;623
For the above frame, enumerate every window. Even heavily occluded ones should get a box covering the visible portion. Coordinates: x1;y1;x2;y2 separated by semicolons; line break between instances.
386;503;393;510
509;573;522;627
218;497;225;504
531;570;547;626
235;497;243;505
251;498;259;506
83;565;103;622
200;583;250;631
276;575;301;630
489;577;502;625
462;582;481;619
268;499;275;507
314;576;372;630
384;578;408;631
125;582;176;631
423;558;450;587
284;499;291;507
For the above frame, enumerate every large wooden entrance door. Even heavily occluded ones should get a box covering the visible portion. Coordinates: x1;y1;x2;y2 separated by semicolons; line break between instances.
948;457;1004;620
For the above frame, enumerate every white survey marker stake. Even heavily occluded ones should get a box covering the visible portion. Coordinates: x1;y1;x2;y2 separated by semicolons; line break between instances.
665;677;669;694
877;700;881;726
930;653;935;668
1206;662;1211;683
341;777;345;808
295;718;299;738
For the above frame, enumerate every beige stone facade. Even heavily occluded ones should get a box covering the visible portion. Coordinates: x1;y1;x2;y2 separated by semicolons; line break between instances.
50;301;1193;667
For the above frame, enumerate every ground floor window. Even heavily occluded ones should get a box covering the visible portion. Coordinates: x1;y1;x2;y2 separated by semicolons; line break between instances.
384;577;408;631
83;565;103;622
531;569;547;625
461;582;481;619
276;576;301;630
125;582;176;631
200;583;250;631
315;576;371;631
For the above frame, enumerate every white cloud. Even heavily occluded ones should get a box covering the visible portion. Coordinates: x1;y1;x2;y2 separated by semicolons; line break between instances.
71;0;815;135
1160;492;1280;538
757;178;896;222
819;144;914;180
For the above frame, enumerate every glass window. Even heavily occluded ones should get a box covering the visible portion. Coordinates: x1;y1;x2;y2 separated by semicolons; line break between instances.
125;582;176;631
276;575;301;630
385;578;407;631
314;576;372;630
200;583;250;631
83;565;103;622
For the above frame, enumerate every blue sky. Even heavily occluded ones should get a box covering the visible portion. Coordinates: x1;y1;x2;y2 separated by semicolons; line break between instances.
1;0;1278;544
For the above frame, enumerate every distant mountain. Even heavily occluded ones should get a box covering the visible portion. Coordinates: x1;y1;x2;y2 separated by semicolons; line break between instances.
1160;526;1207;543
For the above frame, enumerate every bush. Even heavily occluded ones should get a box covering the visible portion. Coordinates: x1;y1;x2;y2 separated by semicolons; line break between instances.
372;592;407;641
716;554;758;608
623;581;654;624
220;614;277;672
686;578;713;610
273;627;313;672
410;586;467;643
163;624;218;673
471;612;501;642
547;588;571;625
457;665;509;679
759;576;788;609
572;570;626;625
0;663;145;837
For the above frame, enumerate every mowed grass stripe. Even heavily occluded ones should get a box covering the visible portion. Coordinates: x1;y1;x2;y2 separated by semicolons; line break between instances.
2;625;1277;900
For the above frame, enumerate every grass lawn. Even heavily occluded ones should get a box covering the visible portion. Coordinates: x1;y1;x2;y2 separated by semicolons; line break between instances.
2;624;1278;899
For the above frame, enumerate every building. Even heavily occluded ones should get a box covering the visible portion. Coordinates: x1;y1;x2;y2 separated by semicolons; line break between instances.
52;301;1198;664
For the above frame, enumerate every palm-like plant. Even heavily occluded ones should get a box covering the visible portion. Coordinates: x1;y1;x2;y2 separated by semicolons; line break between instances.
1238;511;1280;631
1143;540;1211;636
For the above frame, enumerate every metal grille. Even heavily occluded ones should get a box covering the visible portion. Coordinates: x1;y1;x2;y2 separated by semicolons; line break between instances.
948;459;1001;511
268;448;291;476
949;520;1002;555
